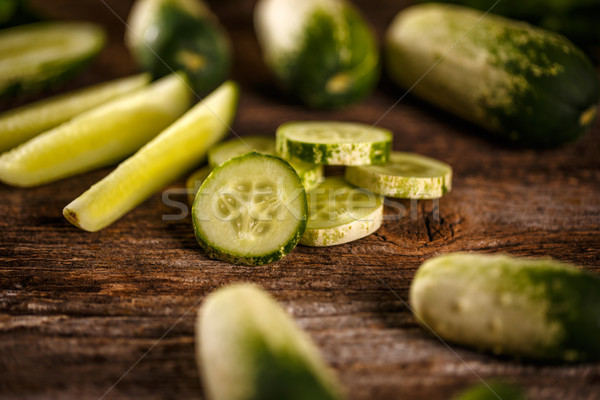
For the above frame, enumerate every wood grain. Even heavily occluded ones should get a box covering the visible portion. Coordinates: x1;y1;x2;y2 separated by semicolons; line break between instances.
1;1;599;399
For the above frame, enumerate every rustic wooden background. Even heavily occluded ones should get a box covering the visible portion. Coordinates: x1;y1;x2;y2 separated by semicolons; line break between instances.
1;1;599;399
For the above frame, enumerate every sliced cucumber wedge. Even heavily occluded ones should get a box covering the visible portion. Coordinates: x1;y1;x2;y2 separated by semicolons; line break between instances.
192;152;307;266
0;73;191;187
197;284;344;400
208;135;323;191
345;152;452;199
63;80;239;232
0;73;151;154
186;165;211;205
276;121;392;165
300;177;383;247
0;22;105;96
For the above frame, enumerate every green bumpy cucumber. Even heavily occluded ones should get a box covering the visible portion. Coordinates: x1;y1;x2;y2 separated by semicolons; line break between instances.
126;0;231;95
420;0;600;49
254;0;379;109
410;253;600;362
386;4;600;147
197;284;344;400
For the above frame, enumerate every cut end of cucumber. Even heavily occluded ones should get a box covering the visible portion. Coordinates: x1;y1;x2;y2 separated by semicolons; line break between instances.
192;152;307;266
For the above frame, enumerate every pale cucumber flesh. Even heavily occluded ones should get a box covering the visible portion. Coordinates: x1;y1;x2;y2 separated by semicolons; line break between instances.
192;152;306;265
300;177;383;246
0;73;191;187
0;73;151;153
63;80;239;232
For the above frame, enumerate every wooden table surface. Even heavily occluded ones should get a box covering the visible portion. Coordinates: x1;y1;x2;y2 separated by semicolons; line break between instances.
1;1;600;399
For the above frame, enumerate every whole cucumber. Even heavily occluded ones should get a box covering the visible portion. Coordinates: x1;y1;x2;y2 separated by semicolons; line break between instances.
385;4;600;147
126;0;231;95
410;253;600;362
254;0;380;109
420;0;600;48
196;284;344;400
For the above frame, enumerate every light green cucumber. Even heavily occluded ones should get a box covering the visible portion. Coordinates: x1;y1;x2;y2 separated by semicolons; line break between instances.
126;0;231;95
63;80;239;232
385;4;599;147
0;22;105;97
301;177;383;247
186;165;212;205
208;135;323;191
0;73;151;154
0;73;190;187
410;253;600;362
254;0;379;109
276;121;392;166
345;152;452;199
192;152;306;266
197;284;344;400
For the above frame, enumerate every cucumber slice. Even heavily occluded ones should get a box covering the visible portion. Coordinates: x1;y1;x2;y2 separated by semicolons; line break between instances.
276;121;392;165
300;177;383;247
186;165;211;205
410;253;600;362
0;22;105;97
63;80;238;232
192;152;307;266
208;135;323;191
197;284;344;400
345;152;452;199
0;73;151;154
0;73;191;187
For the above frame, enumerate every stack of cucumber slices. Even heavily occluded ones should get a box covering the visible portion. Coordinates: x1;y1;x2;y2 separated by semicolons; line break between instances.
188;121;453;266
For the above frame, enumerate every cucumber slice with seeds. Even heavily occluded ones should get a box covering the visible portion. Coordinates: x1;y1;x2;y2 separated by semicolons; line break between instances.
300;177;383;247
0;73;151;153
345;151;452;199
0;73;191;187
0;22;105;97
276;121;392;165
63;80;238;232
192;152;307;266
186;165;212;205
208;135;323;191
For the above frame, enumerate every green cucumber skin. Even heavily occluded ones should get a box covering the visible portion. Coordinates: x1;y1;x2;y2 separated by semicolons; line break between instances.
257;0;380;109
386;4;600;148
0;22;105;98
197;284;344;400
129;0;231;95
420;0;600;48
279;139;391;166
192;153;307;267
411;253;600;362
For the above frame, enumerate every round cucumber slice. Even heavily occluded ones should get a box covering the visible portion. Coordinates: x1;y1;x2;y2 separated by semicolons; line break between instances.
186;165;211;205
300;177;383;247
0;73;151;154
345;152;452;199
0;22;105;97
192;152;307;266
208;135;323;191
276;121;392;165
